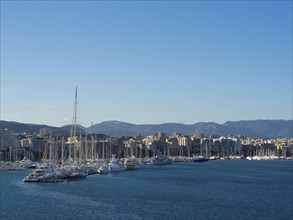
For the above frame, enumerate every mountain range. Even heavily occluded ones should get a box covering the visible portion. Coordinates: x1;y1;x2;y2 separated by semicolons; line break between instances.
1;120;292;138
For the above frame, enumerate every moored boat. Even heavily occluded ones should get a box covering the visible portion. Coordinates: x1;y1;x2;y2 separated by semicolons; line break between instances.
98;163;110;174
124;156;142;170
23;164;60;182
108;155;126;172
193;156;209;163
66;171;87;181
152;153;172;165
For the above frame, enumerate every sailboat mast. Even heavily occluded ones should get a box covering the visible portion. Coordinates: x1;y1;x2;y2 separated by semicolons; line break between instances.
49;131;52;165
69;86;78;162
73;87;78;162
91;121;94;160
61;136;64;164
73;86;77;138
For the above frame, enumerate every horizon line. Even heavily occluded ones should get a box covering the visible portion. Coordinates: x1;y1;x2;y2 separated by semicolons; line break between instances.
1;118;292;128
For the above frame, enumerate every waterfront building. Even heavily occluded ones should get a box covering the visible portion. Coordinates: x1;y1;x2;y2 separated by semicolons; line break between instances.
1;127;292;160
0;129;20;161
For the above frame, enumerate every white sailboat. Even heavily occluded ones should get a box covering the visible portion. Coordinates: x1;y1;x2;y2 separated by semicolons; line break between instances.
65;87;87;180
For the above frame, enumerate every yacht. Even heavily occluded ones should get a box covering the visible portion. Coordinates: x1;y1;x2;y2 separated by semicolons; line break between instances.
108;155;126;172
23;164;60;182
152;153;172;165
66;171;87;181
193;156;209;163
124;156;142;170
98;163;110;174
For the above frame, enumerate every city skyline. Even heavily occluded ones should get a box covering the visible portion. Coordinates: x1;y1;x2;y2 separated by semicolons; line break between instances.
1;1;292;127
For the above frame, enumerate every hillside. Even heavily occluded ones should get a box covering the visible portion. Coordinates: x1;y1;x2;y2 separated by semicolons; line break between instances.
1;120;292;138
89;120;292;138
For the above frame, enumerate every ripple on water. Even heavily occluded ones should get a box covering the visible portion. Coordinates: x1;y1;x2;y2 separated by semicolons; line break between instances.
11;180;146;220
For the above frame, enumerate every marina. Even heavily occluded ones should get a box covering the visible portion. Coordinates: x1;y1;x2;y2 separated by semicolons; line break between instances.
1;1;292;219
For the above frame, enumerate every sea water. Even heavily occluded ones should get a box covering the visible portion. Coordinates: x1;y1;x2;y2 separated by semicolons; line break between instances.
1;160;292;220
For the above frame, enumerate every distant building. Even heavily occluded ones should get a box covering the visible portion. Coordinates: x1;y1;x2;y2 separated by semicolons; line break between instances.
0;129;20;161
156;132;166;143
39;128;51;138
20;138;32;148
0;129;19;151
178;136;191;147
30;137;48;160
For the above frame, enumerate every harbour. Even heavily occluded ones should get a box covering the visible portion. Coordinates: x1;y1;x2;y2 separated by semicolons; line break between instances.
1;160;292;220
1;1;292;219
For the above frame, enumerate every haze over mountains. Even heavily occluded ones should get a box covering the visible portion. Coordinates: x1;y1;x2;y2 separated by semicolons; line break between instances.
1;120;292;138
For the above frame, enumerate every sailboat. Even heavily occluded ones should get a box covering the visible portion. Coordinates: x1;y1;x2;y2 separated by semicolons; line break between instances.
65;87;87;181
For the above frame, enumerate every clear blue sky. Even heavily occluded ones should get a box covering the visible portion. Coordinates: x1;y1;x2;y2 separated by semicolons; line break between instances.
1;1;292;127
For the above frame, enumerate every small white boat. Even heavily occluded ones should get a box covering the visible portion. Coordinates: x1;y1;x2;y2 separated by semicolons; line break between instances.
98;163;110;174
193;156;209;163
124;156;142;170
108;155;126;172
66;171;87;181
152;153;172;165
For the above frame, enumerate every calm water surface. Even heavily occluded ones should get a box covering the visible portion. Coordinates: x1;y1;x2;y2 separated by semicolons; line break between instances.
1;160;292;220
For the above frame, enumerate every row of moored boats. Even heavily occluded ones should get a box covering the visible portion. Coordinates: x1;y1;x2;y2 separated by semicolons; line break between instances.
21;154;176;183
22;156;142;182
20;154;211;182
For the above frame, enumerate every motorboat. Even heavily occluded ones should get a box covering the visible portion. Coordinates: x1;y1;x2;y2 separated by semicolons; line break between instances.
152;153;172;165
23;164;60;182
66;171;87;181
193;156;209;163
108;155;126;172
124;156;142;170
98;163;110;174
